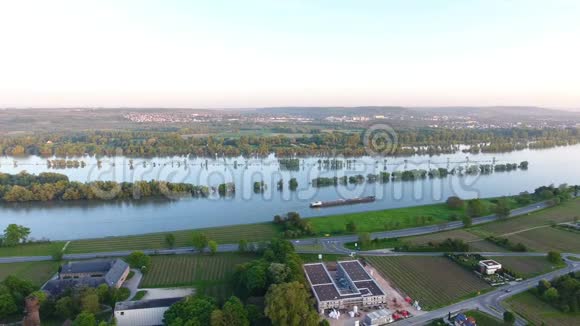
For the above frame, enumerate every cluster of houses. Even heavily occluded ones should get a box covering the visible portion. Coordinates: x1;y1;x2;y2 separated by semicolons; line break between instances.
39;259;183;326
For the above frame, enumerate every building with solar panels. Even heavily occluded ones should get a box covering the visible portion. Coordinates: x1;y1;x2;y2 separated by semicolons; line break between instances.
304;260;387;313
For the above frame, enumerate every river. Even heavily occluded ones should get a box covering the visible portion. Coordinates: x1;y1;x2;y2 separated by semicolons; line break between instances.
0;145;579;240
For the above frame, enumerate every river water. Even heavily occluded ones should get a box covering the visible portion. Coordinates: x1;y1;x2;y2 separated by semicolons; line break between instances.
0;145;579;240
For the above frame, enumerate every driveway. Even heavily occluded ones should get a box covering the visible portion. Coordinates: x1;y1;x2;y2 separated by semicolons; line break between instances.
122;269;143;300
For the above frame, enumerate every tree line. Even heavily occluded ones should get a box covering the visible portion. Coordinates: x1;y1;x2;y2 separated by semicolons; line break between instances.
1;127;579;157
0;172;209;203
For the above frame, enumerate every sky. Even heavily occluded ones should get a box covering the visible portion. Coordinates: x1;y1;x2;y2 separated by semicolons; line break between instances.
0;0;579;109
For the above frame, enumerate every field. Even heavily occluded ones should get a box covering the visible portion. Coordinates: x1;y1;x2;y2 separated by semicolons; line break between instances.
67;223;280;253
505;291;580;326
467;239;510;252
488;256;562;277
140;254;254;291
308;203;461;235
405;229;481;245
0;241;65;257
0;261;58;286
474;199;580;236
365;256;490;309
502;227;580;253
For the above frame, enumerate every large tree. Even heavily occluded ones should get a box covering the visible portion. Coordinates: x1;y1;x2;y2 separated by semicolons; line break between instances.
191;232;209;252
125;251;151;273
264;282;319;326
494;197;511;219
73;312;97;326
2;224;31;246
466;199;486;217
222;296;249;326
0;293;17;319
164;296;216;326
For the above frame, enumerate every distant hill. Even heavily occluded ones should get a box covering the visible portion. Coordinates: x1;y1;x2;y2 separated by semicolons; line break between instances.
409;106;579;117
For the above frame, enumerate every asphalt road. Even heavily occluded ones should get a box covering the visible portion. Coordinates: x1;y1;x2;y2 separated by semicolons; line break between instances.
0;200;553;264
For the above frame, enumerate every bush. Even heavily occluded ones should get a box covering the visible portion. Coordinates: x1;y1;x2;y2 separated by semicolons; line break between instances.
446;196;464;209
503;311;515;324
547;251;563;264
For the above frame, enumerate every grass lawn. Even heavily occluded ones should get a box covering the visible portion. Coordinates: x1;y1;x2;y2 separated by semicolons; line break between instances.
505;291;580;326
365;256;491;310
133;290;147;300
140;253;255;300
0;261;58;286
0;241;65;257
487;256;563;277
464;310;507;326
66;223;280;253
308;203;462;235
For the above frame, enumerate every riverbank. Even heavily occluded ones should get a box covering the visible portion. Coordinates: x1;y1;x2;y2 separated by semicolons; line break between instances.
0;193;544;257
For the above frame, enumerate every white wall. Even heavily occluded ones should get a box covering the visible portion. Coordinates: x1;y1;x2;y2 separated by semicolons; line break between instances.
115;306;170;326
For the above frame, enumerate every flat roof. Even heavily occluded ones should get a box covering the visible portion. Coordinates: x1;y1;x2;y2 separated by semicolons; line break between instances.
313;284;341;301
305;260;386;303
115;297;183;311
479;260;501;266
338;260;372;281
354;281;384;296
304;264;333;285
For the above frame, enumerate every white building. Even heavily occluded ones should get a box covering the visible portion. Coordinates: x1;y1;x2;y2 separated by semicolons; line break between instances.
114;297;183;326
304;260;387;313
478;260;502;275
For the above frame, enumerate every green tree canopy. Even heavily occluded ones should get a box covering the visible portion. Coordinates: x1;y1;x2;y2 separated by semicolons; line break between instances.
2;224;31;246
163;296;216;326
192;232;209;252
264;282;319;326
73;312;97;326
125;251;151;272
222;296;249;326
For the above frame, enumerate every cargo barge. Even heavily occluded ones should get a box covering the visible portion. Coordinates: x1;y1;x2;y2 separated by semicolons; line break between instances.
310;196;376;208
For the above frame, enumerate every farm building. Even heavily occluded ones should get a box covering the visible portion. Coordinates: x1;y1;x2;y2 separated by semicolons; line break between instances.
114;297;183;326
304;260;387;313
478;260;502;275
43;259;130;296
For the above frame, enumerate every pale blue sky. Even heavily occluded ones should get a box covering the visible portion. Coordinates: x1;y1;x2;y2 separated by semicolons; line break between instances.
1;0;579;108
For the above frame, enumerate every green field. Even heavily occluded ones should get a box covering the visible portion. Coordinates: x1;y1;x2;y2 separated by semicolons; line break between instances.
66;223;280;254
0;241;65;257
0;261;58;286
365;256;491;309
140;254;254;291
505;291;580;326
308;203;461;235
487;256;562;277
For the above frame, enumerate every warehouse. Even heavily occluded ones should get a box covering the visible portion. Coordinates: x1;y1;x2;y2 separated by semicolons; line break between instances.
114;297;183;326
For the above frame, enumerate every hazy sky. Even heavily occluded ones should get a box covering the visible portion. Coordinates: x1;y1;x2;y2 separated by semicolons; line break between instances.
1;0;579;108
